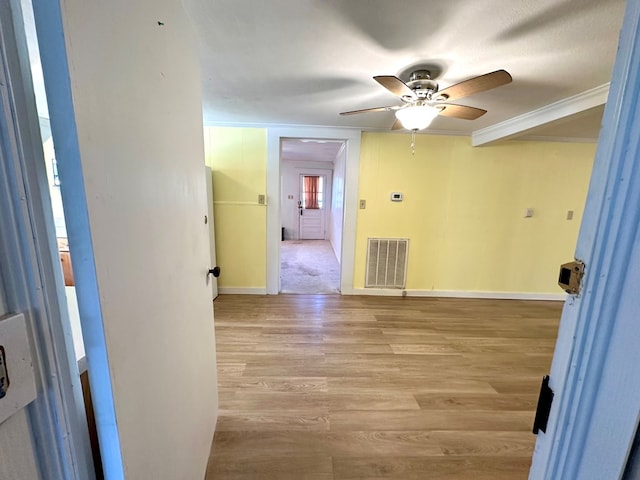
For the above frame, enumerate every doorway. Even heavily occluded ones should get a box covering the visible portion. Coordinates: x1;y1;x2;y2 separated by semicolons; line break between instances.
279;139;344;294
266;128;361;295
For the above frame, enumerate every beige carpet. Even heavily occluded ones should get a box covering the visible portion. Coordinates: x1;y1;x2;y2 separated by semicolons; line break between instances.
280;240;340;294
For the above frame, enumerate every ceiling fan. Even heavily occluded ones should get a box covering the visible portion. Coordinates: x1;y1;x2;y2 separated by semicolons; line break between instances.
340;69;512;131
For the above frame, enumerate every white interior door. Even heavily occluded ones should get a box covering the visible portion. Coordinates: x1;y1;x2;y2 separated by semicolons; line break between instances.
32;0;220;478
299;174;326;240
205;166;219;300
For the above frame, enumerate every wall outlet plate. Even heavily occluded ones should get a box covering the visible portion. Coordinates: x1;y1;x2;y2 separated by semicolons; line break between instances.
0;313;37;424
390;192;403;202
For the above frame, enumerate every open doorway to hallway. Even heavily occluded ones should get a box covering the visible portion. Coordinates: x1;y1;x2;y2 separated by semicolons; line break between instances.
279;139;345;294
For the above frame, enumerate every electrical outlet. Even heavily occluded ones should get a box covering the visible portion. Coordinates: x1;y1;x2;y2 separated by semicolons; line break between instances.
258;194;266;205
359;199;366;209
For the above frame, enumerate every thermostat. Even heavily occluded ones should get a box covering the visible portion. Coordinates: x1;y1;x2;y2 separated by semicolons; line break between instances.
390;192;403;202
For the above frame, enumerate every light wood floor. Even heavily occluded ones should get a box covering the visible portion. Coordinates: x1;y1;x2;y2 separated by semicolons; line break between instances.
205;295;561;479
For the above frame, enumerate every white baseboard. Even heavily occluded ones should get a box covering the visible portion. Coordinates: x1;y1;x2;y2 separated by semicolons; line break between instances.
343;287;566;301
218;287;267;295
220;286;566;301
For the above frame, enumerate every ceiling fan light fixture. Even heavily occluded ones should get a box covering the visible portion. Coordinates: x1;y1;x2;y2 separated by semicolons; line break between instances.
395;105;439;131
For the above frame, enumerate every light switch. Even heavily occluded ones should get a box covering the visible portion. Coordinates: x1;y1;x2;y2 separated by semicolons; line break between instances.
258;194;266;205
566;210;574;220
359;199;366;209
525;208;534;218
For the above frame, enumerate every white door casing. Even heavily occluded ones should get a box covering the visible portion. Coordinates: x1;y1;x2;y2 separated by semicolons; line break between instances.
266;128;361;294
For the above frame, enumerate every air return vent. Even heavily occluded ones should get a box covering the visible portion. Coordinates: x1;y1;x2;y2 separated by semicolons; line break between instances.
365;238;409;288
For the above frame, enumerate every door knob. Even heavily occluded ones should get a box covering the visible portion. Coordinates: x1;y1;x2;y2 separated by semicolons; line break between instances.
208;266;221;278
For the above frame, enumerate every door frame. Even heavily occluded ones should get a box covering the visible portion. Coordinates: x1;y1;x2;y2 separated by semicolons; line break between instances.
0;0;94;477
529;0;640;478
266;127;361;294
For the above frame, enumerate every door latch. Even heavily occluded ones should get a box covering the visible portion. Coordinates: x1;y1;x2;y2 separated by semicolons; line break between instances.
533;375;554;434
558;260;585;295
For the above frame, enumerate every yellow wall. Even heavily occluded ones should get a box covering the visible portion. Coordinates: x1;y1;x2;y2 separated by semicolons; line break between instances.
203;127;595;294
354;133;595;293
204;127;267;289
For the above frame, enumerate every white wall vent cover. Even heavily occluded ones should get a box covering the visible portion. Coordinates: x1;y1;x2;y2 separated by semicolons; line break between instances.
365;238;409;288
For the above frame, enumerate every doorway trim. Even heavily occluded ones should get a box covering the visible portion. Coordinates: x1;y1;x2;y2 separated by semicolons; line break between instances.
266;127;361;295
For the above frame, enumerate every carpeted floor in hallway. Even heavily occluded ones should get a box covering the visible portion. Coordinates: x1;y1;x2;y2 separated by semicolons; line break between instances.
280;240;340;294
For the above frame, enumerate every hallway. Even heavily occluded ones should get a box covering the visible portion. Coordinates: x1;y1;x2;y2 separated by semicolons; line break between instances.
280;240;340;294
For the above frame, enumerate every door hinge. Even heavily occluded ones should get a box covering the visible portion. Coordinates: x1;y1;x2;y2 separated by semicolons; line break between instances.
558;260;585;294
533;375;554;434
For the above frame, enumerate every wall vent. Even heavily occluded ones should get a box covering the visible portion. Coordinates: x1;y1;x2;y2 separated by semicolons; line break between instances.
365;238;409;288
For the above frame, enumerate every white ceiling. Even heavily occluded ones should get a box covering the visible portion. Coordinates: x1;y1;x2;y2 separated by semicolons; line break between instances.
184;0;625;143
281;139;344;163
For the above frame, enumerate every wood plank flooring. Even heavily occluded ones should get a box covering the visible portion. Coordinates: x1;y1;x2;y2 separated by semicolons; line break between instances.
205;295;561;479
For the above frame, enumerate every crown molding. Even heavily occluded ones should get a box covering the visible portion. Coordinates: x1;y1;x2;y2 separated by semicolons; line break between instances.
472;84;610;146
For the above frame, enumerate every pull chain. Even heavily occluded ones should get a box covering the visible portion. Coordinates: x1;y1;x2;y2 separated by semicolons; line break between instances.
410;130;416;156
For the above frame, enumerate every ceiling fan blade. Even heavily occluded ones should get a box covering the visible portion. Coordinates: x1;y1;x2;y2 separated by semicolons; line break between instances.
374;76;416;99
438;104;487;120
391;119;404;130
436;70;512;102
339;106;400;116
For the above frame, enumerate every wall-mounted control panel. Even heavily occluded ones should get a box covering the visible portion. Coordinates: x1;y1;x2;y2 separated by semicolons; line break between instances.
0;313;37;425
390;192;403;202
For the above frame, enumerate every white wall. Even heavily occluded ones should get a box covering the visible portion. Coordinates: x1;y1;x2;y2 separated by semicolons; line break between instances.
329;145;346;262
50;0;218;478
281;159;333;240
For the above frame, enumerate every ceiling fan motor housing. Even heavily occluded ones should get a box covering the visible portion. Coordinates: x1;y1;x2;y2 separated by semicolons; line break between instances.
406;70;439;100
